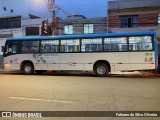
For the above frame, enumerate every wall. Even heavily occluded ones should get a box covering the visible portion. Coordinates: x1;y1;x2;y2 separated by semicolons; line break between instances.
0;28;22;55
0;18;53;55
21;18;52;36
108;4;160;40
108;0;160;10
108;0;160;53
60;17;107;35
108;7;159;29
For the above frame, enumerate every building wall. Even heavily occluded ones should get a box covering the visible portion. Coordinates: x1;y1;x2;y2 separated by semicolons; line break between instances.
139;13;158;27
109;12;158;28
108;0;160;10
0;0;53;55
0;17;52;55
108;0;160;39
108;16;119;28
108;0;160;52
21;18;52;36
60;16;107;35
0;27;22;55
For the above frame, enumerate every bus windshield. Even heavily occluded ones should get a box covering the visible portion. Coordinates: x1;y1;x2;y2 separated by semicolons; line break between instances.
4;41;19;57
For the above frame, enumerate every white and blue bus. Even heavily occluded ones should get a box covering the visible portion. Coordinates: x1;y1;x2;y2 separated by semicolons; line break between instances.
2;31;159;76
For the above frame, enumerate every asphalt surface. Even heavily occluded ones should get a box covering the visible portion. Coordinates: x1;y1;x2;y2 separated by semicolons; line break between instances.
0;70;160;120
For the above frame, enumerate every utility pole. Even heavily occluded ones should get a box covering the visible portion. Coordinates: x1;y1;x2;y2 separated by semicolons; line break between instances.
48;0;56;36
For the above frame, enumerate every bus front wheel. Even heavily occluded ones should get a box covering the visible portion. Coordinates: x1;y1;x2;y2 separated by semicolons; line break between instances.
94;63;109;77
22;63;34;75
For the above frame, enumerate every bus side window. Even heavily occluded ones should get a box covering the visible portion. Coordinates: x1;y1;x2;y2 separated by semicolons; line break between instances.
81;38;103;52
60;39;80;53
104;37;127;52
41;40;59;53
129;36;153;51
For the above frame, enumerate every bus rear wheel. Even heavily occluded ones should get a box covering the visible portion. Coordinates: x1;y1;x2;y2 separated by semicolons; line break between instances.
22;63;34;75
94;63;109;77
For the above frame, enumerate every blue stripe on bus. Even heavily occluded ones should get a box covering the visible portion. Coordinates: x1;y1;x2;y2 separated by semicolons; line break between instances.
6;31;156;41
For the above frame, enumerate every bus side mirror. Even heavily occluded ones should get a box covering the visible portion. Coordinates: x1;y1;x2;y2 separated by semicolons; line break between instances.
4;48;6;52
3;48;6;57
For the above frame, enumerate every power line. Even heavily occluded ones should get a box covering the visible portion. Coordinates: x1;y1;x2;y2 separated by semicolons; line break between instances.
43;0;52;17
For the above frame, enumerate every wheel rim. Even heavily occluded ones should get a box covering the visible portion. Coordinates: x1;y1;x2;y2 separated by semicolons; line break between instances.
97;66;106;75
24;65;31;73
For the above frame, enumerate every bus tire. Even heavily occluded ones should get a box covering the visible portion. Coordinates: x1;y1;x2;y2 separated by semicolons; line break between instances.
22;63;34;75
94;63;109;77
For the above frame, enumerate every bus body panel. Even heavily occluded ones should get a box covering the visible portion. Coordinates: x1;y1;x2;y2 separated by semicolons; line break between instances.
4;52;156;72
1;55;4;70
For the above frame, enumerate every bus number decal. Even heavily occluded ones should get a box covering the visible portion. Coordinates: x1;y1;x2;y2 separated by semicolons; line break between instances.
144;53;153;62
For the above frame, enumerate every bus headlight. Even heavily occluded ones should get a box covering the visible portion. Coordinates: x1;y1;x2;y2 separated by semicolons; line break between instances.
4;63;11;67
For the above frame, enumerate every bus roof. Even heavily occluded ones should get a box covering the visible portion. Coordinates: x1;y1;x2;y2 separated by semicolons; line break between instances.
6;31;156;41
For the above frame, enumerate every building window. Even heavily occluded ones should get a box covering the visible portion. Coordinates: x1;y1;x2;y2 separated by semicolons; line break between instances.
119;15;138;28
26;27;39;36
0;17;21;29
64;25;73;34
84;24;94;34
158;13;160;26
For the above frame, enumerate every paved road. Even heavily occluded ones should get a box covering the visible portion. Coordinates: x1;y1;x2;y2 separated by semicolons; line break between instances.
0;71;160;120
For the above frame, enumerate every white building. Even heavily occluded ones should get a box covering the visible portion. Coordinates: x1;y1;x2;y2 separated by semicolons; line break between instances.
0;0;52;55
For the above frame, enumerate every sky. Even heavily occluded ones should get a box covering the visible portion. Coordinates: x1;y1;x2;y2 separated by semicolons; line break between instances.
56;0;107;19
0;0;107;19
